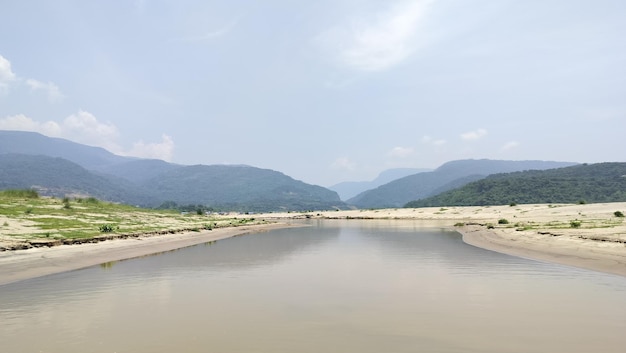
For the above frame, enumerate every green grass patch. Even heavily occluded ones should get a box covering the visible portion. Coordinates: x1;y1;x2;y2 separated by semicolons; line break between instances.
0;194;265;242
0;189;39;199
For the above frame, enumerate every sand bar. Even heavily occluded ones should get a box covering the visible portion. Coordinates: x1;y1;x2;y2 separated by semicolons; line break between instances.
0;222;297;286
257;202;626;277
459;224;626;277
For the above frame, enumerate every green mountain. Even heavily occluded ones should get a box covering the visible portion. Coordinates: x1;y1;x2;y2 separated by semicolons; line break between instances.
347;159;578;208
93;159;183;183
0;130;346;211
0;154;156;205
406;162;626;207
142;165;344;212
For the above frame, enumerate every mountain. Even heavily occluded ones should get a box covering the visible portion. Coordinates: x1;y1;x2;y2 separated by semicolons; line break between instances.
329;168;431;201
0;130;134;169
0;154;156;205
0;130;346;211
142;164;344;212
347;159;578;209
405;162;626;207
93;159;183;183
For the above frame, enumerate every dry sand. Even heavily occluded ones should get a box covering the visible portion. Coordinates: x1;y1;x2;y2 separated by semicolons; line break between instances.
1;202;625;285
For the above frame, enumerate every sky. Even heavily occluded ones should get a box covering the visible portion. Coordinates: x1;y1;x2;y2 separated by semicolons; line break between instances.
1;0;625;187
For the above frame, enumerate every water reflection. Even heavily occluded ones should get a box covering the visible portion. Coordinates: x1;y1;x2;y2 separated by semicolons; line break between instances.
1;220;625;353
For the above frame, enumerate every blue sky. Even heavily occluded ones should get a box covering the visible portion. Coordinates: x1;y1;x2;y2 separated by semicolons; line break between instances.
1;0;625;186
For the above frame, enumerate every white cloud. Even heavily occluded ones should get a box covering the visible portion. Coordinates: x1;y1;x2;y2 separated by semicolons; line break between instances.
62;110;120;149
0;54;17;93
318;0;434;71
0;54;64;102
331;157;357;171
0;112;175;161
125;134;175;162
0;114;62;136
421;135;446;146
460;128;488;141
26;79;65;102
388;146;414;158
501;141;519;151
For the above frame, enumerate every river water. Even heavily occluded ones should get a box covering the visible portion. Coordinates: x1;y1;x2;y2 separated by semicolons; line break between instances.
1;220;625;353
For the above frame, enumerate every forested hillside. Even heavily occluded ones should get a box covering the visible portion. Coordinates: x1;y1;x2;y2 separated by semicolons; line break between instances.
0;154;156;205
405;163;626;207
348;159;577;208
142;164;344;212
0;153;345;212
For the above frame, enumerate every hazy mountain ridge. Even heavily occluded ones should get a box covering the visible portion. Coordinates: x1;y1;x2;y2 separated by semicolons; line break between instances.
0;131;345;211
329;168;431;201
0;130;135;169
0;154;157;205
347;159;579;208
405;162;626;207
142;164;344;212
93;159;183;183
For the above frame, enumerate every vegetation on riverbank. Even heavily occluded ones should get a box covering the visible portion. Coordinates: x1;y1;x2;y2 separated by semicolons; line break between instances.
0;189;263;249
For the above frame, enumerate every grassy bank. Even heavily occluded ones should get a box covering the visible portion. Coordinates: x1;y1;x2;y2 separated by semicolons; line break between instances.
0;190;263;249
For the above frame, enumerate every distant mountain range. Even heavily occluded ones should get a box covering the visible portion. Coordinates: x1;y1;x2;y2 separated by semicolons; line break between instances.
5;130;616;211
0;130;345;212
346;159;579;208
406;162;626;207
329;168;431;201
0;130;134;169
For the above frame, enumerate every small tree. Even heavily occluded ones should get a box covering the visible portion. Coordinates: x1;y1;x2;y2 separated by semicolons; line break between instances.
614;211;624;218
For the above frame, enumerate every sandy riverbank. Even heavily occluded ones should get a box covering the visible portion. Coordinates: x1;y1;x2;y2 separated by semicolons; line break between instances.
2;203;625;285
0;222;297;286
255;202;626;277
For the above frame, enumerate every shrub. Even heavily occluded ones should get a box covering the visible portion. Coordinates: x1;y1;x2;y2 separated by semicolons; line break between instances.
99;224;115;233
578;200;586;205
570;220;582;228
454;222;465;227
486;223;495;229
85;197;100;204
614;211;624;218
498;218;509;225
509;202;517;207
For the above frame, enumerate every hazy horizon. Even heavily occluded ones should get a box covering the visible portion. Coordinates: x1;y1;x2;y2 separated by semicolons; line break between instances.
1;1;625;186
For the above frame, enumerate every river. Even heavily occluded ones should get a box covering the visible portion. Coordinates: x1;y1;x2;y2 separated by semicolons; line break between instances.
1;220;625;352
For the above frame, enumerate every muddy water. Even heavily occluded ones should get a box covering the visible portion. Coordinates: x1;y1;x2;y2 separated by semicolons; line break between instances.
1;220;625;353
